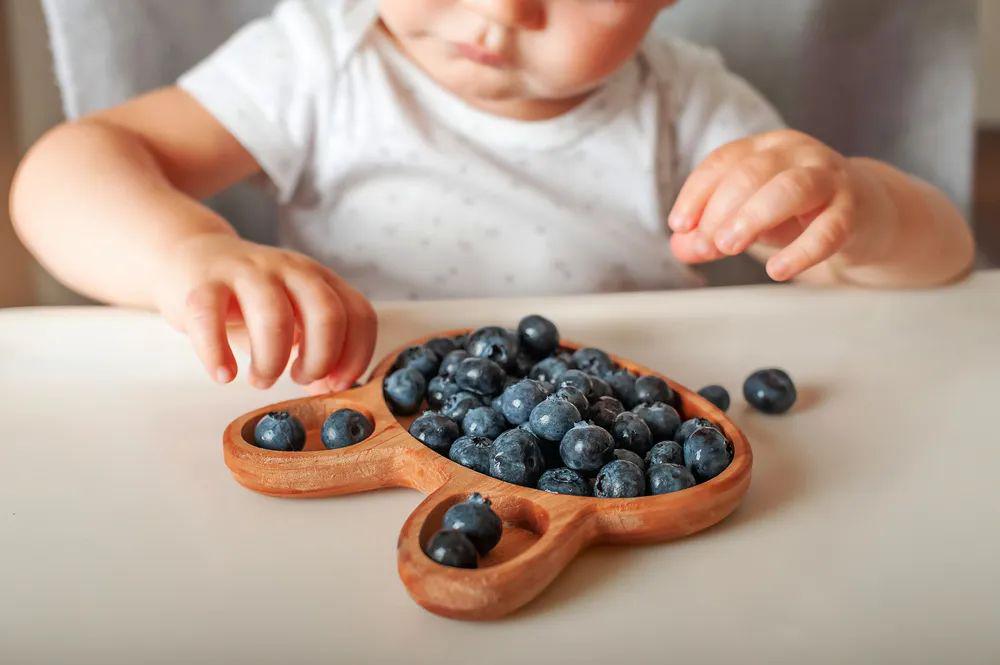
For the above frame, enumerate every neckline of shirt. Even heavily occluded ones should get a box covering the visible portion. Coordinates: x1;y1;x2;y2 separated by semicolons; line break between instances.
367;26;640;152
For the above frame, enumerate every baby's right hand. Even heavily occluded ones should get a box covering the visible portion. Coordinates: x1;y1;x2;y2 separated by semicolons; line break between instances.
156;234;377;391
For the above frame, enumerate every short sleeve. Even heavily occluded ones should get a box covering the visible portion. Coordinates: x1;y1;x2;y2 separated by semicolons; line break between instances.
646;38;786;185
178;1;335;203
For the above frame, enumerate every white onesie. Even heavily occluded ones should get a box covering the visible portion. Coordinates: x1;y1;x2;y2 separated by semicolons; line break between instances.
179;0;784;300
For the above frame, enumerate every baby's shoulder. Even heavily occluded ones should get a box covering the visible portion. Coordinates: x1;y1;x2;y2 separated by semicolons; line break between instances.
638;33;732;90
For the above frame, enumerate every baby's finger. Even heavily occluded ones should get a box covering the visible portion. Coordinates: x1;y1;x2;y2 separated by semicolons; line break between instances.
766;197;854;281
323;276;378;392
669;139;753;232
184;282;237;383
283;270;348;385
696;152;784;244
232;274;295;389
715;166;837;256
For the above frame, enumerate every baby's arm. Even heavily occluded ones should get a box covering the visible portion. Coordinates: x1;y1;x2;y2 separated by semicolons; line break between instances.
11;87;376;391
668;130;975;287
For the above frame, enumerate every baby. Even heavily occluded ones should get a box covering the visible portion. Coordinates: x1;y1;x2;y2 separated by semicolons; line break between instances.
11;0;974;394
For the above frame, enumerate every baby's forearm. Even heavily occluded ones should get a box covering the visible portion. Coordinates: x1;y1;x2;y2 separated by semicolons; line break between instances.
828;158;975;288
10;120;236;308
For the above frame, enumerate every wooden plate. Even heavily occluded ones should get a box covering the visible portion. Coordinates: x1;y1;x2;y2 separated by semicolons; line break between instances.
223;330;753;620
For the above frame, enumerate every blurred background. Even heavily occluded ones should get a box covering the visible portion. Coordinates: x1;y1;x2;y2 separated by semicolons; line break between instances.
1;0;998;308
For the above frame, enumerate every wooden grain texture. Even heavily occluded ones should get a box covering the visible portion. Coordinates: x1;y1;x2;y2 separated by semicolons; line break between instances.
223;331;753;620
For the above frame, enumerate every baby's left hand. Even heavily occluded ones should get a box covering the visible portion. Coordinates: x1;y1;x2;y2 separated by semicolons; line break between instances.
668;130;881;281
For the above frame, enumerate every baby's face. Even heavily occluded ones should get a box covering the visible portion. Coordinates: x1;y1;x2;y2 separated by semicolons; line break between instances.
379;0;672;108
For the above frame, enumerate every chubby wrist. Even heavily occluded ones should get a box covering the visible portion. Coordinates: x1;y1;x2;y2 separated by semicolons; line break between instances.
834;157;902;267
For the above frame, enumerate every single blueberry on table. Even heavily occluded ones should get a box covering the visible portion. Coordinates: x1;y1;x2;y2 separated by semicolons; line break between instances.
594;459;645;498
489;428;545;487
698;385;731;412
588;395;624;431
425;529;478;569
528;396;582;443
555;385;589;415
455;357;507;397
572;347;616;378
253;411;306;452
320;409;374;450
683;427;733;482
383;367;427;416
605;370;639;409
537;467;591;496
744;368;797;414
440;391;484;423
647;463;697;495
517;314;560;358
409;412;461;454
443;493;503;556
394;345;441;380
632;402;681;442
438;349;470;379
500;379;549;425
466;326;521;372
427;376;461;410
462;406;508;440
449;435;494;474
425;337;458;360
634;375;674;407
559;422;615;473
613;448;645;472
611;411;653;456
675;417;719;445
530;356;573;385
557;369;594;399
645;440;685;467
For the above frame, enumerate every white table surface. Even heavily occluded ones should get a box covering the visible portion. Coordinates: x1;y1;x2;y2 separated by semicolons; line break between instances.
2;273;999;664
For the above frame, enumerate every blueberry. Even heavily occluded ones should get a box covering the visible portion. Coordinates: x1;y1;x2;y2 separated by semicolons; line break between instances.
555;385;589;415
557;369;593;398
466;326;521;372
744;368;797;414
452;333;469;348
559;422;615;473
425;529;478;569
253;411;306;451
320;409;373;450
645;440;685;467
442;493;503;556
489;428;545;487
455;357;507;397
632;402;681;441
572;347;616;378
634;375;674;406
611;411;652;455
439;350;470;379
512;351;535;378
594;460;645;498
427;376;461;410
675;417;719;444
490;394;505;413
395;345;441;380
425;337;458;359
537;468;590;496
605;370;640;409
647;463;696;495
683;427;733;482
384;368;427;416
517;315;560;358
449;435;494;474
529;356;573;384
588;395;624;431
588;376;614;400
613;448;645;471
440;391;484;423
698;385;731;412
409;412;461;454
528;396;582;442
500;379;549;425
462;406;508;439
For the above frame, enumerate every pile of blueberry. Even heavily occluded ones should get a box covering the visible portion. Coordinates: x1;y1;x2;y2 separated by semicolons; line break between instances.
425;493;503;569
385;315;795;499
253;408;374;452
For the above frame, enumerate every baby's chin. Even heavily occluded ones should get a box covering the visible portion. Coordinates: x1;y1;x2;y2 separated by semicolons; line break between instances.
443;66;596;108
